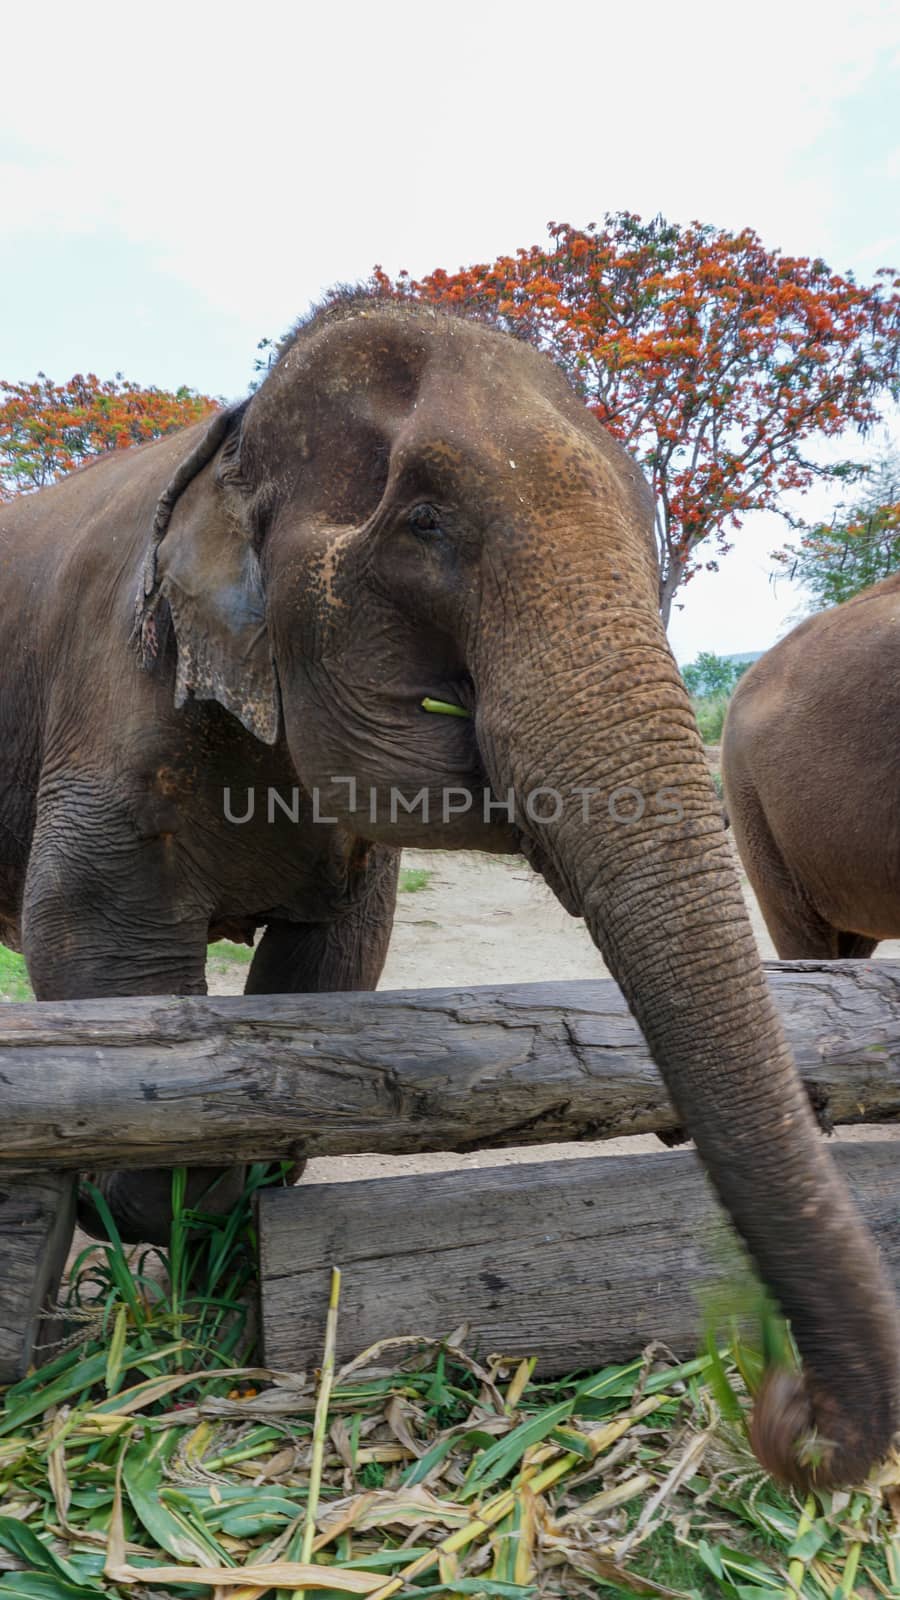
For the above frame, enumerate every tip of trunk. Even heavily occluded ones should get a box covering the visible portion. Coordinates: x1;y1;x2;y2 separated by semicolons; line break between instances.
750;1365;899;1490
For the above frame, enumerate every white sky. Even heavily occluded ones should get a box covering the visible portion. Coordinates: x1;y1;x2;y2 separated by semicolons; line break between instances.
2;0;899;662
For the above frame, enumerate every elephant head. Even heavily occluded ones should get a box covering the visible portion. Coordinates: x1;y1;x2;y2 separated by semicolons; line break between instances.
138;294;899;1487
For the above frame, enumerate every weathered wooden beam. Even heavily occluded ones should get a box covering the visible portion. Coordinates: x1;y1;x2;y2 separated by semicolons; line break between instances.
259;1141;900;1376
0;962;898;1169
0;1173;77;1382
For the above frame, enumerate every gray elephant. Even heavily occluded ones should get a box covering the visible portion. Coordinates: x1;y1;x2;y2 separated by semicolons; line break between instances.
723;573;900;956
0;294;897;1488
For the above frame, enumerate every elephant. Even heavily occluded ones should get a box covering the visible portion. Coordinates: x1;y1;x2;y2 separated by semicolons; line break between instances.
723;573;900;957
0;292;897;1488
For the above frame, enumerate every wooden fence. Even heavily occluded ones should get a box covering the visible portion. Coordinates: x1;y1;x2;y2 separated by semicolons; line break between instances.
2;961;898;1378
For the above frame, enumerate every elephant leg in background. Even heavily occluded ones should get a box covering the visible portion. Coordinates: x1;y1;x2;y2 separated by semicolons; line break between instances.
834;931;879;958
245;844;400;997
21;782;239;1246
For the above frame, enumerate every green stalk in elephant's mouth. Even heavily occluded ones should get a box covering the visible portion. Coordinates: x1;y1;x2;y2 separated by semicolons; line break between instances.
421;696;472;718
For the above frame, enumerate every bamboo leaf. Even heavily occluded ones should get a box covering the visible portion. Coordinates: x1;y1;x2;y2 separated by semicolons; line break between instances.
103;1309;129;1400
0;1578;108;1600
420;698;471;718
0;1522;96;1591
121;1430;232;1567
463;1399;573;1492
104;1560;382;1593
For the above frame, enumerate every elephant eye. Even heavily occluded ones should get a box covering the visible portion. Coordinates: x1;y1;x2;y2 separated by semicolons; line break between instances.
408;502;442;536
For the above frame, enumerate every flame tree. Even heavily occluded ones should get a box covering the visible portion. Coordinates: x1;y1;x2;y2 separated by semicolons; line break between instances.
375;215;900;624
0;373;219;501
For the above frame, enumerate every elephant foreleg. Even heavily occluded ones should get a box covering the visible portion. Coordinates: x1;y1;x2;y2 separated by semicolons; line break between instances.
22;781;238;1244
22;782;209;1001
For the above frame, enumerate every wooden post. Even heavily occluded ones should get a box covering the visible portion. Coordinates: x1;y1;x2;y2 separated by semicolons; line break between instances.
258;1141;900;1377
0;1174;76;1383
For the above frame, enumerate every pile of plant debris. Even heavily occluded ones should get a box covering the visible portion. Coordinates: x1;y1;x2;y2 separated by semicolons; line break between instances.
0;1167;898;1600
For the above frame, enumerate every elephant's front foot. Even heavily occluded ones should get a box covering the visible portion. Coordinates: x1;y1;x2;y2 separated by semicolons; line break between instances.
77;1165;250;1246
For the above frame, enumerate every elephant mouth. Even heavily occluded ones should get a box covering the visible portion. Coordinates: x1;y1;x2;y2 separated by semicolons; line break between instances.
427;673;584;914
420;671;477;721
421;696;472;718
416;672;581;907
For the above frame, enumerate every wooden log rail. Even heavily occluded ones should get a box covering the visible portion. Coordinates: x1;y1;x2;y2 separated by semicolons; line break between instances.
259;1142;900;1376
0;960;898;1170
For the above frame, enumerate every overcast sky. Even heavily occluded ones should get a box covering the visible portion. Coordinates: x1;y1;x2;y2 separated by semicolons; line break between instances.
2;0;898;662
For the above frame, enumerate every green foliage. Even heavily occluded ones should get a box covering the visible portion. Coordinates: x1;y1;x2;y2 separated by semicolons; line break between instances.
682;651;751;698
681;653;751;746
692;691;731;745
0;947;31;1001
774;451;900;610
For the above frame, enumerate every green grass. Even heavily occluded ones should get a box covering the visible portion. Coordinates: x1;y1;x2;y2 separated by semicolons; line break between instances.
206;938;256;973
0;946;31;1001
399;866;433;893
611;1518;722;1598
1;1185;898;1599
0;940;257;1001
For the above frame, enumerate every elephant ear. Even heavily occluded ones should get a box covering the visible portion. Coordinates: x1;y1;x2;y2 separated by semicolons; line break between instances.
136;402;280;744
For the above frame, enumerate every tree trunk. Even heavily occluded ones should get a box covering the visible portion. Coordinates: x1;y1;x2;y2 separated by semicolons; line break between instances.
657;544;684;627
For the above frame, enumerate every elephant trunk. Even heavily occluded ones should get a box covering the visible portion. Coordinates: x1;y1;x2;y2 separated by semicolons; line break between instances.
475;602;899;1488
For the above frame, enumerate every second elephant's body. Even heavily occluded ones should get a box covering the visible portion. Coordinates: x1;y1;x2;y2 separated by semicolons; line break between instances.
723;572;900;958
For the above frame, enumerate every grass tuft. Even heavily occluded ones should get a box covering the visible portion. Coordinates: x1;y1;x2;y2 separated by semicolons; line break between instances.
399;867;433;894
